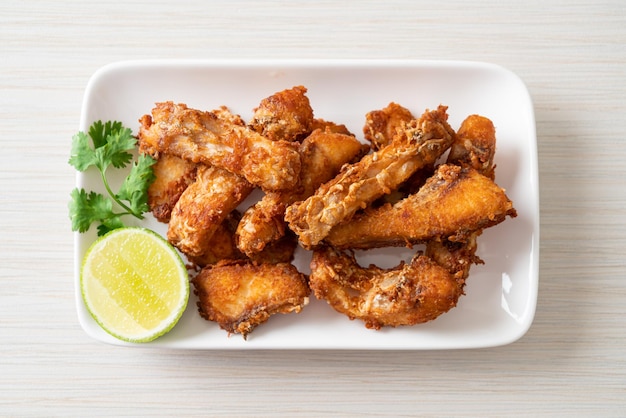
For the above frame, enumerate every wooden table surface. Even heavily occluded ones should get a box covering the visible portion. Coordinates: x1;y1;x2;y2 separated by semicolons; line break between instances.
2;1;625;416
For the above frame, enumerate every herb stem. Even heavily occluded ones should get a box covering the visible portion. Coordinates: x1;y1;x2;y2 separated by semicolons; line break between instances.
100;169;143;220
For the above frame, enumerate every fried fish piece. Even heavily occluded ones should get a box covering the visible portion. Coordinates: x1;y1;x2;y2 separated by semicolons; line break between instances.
425;233;482;283
425;114;500;281
192;260;310;338
248;85;314;142
324;164;517;249
363;102;438;200
146;154;197;222
285;105;455;248
363;102;415;150
236;128;368;256
167;164;253;257
235;191;289;257
185;211;245;267
448;114;497;180
309;246;463;329
186;211;297;268
310;118;353;136
247;231;299;265
138;102;301;191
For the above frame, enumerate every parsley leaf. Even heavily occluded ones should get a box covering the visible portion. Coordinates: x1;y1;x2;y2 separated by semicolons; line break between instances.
68;120;156;236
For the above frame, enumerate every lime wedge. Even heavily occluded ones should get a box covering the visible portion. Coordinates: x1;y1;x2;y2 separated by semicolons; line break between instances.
81;227;189;343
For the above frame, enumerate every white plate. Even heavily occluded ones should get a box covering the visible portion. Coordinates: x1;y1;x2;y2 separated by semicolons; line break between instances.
75;59;539;349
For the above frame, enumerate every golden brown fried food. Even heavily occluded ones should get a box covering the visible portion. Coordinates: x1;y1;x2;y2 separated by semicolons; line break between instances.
310;118;353;136
138;102;301;191
425;233;482;283
448;114;497;180
285;106;455;248
137;86;517;337
167;164;253;257
192;260;310;338
235;191;289;257
186;212;297;267
296;129;369;203
325;164;516;249
236;128;368;256
249;85;314;142
309;246;463;329
363;102;415;150
146;154;197;222
247;232;299;265
425;114;500;281
185;211;245;267
363;103;436;200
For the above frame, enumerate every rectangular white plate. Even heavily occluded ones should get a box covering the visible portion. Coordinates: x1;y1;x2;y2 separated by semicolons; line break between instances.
75;59;539;349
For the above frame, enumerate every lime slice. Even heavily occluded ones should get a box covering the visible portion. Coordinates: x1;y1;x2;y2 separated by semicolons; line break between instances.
80;227;189;343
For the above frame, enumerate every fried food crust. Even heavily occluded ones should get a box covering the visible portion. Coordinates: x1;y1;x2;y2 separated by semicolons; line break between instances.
324;164;517;249
139;89;516;335
363;102;415;150
186;212;297;268
285;105;455;248
185;211;245;267
448;114;497;180
138;102;301;191
425;114;501;281
310;118;353;136
425;233;482;282
192;260;310;338
249;85;314;142
309;246;463;329
146;154;197;222
247;232;299;265
167;164;253;257
236;128;368;256
362;103;433;198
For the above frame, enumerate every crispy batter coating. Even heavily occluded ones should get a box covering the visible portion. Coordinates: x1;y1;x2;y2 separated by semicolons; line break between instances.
363;102;415;150
235;191;289;256
285;106;455;248
312;114;509;329
247;232;298;265
310;118;353;136
186;212;297;268
249;86;314;142
138;88;517;336
309;246;463;329
236;128;368;256
185;211;245;267
146;154;197;222
138;102;301;191
364;103;435;197
192;260;310;338
324;164;517;249
425;233;482;282
296;129;369;203
448;114;497;180
167;164;253;257
425;114;500;281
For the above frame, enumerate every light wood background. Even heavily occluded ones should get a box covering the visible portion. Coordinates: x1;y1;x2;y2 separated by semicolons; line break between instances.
2;0;625;416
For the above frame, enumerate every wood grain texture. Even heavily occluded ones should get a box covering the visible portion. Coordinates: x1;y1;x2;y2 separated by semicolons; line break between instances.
1;0;625;416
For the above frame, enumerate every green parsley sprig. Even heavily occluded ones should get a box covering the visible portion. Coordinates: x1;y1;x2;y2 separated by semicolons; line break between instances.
69;120;156;236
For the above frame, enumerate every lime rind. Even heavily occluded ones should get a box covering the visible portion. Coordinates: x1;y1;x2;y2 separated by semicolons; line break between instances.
80;227;189;343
